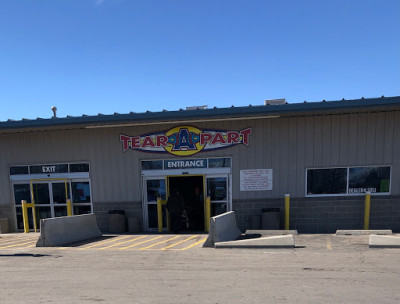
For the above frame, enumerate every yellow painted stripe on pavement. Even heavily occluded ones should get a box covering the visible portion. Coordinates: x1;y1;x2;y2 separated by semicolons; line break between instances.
178;237;208;251
120;236;163;250
80;235;132;249
100;235;148;249
0;237;38;246
0;240;37;249
139;236;180;250
160;235;198;250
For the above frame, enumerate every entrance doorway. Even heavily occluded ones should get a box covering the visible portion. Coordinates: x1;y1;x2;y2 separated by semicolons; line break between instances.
141;157;232;232
168;176;204;231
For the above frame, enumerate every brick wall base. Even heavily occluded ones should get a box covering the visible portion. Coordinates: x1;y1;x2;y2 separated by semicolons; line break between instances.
93;201;143;233
233;196;400;233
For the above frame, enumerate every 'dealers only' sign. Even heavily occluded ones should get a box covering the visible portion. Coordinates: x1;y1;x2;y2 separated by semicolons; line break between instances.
120;125;252;156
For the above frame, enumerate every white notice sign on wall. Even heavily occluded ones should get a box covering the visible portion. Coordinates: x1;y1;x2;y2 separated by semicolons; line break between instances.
240;169;273;191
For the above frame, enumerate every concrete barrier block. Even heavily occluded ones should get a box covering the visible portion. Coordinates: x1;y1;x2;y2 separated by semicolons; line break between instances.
369;235;400;248
215;235;295;249
245;229;298;235
203;211;241;248
336;230;392;235
36;214;102;247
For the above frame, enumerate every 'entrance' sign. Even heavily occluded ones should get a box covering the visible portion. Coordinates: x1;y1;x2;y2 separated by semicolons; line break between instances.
164;159;207;169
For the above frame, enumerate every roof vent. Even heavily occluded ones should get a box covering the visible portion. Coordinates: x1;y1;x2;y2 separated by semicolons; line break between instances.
186;105;208;110
51;106;57;118
264;99;286;106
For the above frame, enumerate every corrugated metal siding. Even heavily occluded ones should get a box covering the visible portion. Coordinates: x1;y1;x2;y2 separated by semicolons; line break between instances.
0;110;399;207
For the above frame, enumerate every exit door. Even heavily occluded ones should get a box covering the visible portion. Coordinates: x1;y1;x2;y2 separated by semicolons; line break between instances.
13;179;92;230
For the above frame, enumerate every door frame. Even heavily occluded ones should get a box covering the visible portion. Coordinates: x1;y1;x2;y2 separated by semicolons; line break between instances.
142;171;232;232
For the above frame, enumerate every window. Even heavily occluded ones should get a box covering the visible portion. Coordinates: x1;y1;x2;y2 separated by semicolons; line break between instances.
141;160;163;170
71;182;91;203
348;167;391;194
208;158;231;168
69;163;90;172
307;168;347;195
306;166;391;196
10;166;29;175
146;179;166;201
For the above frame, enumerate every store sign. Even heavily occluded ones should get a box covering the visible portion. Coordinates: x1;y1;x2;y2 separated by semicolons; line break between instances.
164;159;207;169
120;125;252;156
240;169;273;191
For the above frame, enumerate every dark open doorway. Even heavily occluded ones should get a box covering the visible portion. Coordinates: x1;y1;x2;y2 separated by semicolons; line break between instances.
168;175;204;231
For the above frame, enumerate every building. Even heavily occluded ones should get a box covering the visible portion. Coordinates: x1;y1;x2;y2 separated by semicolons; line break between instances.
1;96;399;233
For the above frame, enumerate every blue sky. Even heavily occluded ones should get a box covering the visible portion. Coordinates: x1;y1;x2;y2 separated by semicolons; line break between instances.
0;0;399;121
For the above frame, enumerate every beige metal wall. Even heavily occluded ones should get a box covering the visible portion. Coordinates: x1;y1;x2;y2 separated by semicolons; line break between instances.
1;109;399;207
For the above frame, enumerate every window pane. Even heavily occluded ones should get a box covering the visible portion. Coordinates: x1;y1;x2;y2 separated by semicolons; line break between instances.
13;184;31;205
141;160;163;170
69;163;90;172
208;158;231;168
307;168;347;195
10;166;29;175
72;182;91;203
147;180;166;201
54;206;67;217
52;182;70;204
207;178;227;201
349;167;391;193
32;184;50;204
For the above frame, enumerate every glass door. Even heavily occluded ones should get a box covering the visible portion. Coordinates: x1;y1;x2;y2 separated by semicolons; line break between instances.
206;175;230;217
51;182;70;217
12;178;92;230
142;177;166;231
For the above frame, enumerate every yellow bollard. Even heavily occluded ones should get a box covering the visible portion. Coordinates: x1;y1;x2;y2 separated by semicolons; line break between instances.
285;194;290;230
67;199;72;216
157;197;163;233
22;200;29;233
364;191;371;230
32;204;37;233
22;200;37;233
205;197;211;232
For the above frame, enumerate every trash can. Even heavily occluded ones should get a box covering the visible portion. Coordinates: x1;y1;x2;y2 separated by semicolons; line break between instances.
261;208;280;229
0;218;9;233
108;210;126;233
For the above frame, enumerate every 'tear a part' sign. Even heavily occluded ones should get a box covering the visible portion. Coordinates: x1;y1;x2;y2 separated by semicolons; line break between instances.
120;125;252;156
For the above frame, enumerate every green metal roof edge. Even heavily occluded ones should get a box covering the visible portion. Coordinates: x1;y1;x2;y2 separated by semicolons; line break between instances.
0;96;399;130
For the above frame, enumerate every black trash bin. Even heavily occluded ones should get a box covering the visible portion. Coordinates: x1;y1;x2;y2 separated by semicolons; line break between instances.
108;210;126;233
261;208;280;229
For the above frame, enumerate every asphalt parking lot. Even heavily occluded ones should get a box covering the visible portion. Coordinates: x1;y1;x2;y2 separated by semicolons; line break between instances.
1;233;400;303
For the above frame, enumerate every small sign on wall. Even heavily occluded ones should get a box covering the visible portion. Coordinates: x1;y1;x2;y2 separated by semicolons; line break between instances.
240;169;273;191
